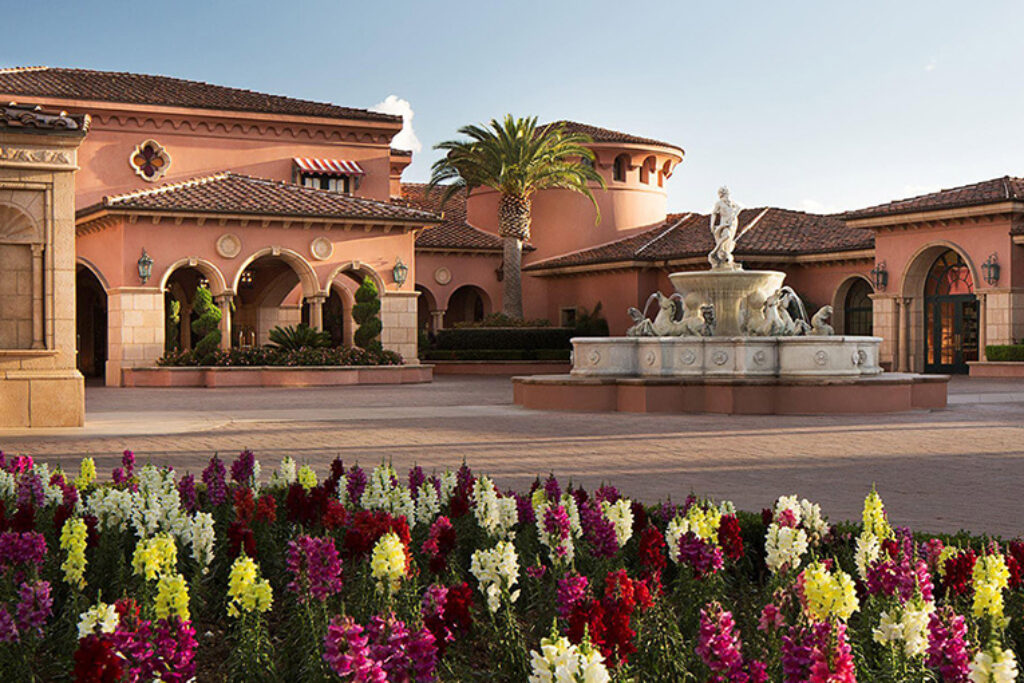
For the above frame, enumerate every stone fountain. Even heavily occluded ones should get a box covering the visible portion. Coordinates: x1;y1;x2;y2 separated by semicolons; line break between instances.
512;187;949;414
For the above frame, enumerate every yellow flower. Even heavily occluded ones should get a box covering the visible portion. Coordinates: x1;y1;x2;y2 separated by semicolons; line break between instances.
60;518;88;590
862;488;893;540
803;562;859;622
937;546;961;578
973;554;1010;622
155;573;190;621
132;534;178;581
685;504;722;544
75;457;96;489
370;531;407;593
297;465;317;491
227;555;273;617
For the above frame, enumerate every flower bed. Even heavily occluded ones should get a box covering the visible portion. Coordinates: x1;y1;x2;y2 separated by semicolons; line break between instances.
158;346;403;367
0;451;1022;681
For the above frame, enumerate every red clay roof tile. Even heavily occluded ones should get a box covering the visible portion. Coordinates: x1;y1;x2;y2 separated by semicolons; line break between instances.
845;176;1024;219
400;183;506;251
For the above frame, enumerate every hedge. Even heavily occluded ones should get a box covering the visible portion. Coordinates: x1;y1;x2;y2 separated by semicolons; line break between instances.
433;326;575;351
421;348;571;361
985;344;1024;361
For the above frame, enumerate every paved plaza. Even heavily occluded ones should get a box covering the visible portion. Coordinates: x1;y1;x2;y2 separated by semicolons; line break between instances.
2;376;1023;537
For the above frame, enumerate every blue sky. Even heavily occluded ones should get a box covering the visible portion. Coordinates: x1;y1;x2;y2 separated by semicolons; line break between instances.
3;1;1023;214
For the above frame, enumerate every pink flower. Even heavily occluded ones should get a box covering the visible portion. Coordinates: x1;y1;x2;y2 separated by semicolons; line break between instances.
286;535;343;603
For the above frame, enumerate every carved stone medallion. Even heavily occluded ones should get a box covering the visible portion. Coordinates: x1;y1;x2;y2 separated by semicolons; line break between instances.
434;267;452;285
310;236;333;261
643;350;657;366
680;349;697;365
712;350;729;366
814;350;829;367
215;233;242;259
587;349;601;365
752;350;767;366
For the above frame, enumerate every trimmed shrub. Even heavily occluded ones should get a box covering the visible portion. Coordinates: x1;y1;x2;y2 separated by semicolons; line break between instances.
191;286;222;365
353;276;382;351
985;344;1024;361
453;312;551;328
433;327;575;351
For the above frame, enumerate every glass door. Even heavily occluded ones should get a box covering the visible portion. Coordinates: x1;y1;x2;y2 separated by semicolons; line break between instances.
926;295;978;373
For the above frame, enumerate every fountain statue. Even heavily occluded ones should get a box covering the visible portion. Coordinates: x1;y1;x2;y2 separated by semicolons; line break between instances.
709;186;741;271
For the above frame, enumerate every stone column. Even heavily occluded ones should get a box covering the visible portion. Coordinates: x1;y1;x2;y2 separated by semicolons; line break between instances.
380;291;419;362
30;243;44;349
899;297;912;372
430;309;445;332
105;288;166;386
215;294;233;350
978;292;988;361
307;294;326;332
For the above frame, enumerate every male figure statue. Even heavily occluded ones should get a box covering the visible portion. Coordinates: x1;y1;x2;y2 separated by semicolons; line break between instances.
709;186;741;270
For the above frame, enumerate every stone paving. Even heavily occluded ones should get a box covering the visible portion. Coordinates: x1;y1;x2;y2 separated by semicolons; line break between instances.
2;376;1023;537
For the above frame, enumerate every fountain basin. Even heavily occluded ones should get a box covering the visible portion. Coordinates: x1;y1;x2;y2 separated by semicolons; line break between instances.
570;336;883;379
669;269;785;336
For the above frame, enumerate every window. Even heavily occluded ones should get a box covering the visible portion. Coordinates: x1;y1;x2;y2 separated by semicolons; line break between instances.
640;156;656;184
129;140;171;182
613;154;629;182
300;174;351;194
560;307;578;327
843;279;873;336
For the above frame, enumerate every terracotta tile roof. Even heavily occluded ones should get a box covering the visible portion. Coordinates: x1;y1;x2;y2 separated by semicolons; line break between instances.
0;66;399;123
78;173;440;223
845;176;1024;219
400;183;505;251
543;120;683;153
525;208;873;271
1;102;89;133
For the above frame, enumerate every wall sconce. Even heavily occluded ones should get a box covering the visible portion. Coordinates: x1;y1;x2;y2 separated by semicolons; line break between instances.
983;253;1001;286
392;257;409;286
495;264;504;282
240;269;255;289
870;261;888;291
137;249;154;284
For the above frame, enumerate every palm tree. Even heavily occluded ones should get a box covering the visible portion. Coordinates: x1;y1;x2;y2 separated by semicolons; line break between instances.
428;115;605;319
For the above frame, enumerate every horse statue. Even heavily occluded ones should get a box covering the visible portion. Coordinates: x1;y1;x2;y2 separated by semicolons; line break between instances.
626;292;711;337
747;286;811;336
810;305;835;336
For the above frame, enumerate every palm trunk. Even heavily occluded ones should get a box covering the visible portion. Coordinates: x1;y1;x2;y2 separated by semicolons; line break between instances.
497;193;531;320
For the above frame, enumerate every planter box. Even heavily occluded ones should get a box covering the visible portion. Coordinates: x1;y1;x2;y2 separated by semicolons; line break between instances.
430;360;571;376
122;365;432;388
968;361;1024;378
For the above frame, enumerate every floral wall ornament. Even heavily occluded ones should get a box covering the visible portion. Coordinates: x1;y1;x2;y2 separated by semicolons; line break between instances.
129;139;171;182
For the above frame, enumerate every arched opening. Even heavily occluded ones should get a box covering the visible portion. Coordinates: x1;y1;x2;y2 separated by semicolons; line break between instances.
163;266;210;352
832;276;874;335
322;288;346;347
75;265;107;379
445;285;490;327
639;156;656;184
613;154;629;183
923;250;978;373
233;255;315;347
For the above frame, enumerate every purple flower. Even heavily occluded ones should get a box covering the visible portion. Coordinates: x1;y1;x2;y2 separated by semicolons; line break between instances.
286;535;343;603
677;532;724;579
15;580;52;638
580;499;618;558
543;505;572;558
230;449;255;484
121;450;136;478
595;484;620;504
346;465;367;506
543;475;561;503
202;456;227;506
112;468;127;485
556;573;589;619
0;606;18;643
16;473;44;510
657;501;679;525
696;602;757;680
0;531;47;572
926;607;971;683
408;466;425;498
324;617;387;682
781;625;814;683
176;474;197;512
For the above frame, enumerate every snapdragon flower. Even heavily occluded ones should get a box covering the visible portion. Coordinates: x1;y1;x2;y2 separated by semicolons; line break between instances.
969;642;1018;683
226;555;273;617
154;573;190;621
370;531;407;593
972;554;1010;623
470;540;520;613
529;632;610;683
132;534;177;581
60;518;88;589
472;476;517;539
801;562;858;622
189;512;215;572
77;601;119;639
765;523;809;574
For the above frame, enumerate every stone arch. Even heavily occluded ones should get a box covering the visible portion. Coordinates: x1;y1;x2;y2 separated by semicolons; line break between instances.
76;264;108;379
612;154;630;183
232;247;319;298
900;241;980;372
327;279;357;347
324;261;387;296
75;257;110;292
444;284;491;327
831;274;874;335
639;155;657;185
0;203;41;243
416;284;439;333
158;257;229;296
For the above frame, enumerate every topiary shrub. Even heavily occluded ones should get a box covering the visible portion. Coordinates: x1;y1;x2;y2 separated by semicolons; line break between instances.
165;299;181;352
985;344;1024;362
352;276;382;351
190;286;222;365
267;323;330;351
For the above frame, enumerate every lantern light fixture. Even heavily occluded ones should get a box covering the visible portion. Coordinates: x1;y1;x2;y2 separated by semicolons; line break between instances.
137;249;154;284
983;253;1001;286
870;261;888;291
393;257;409;286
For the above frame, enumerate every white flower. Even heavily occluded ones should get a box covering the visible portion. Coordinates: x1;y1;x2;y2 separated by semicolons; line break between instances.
0;470;15;501
855;531;881;581
189;512;216;573
437;471;457;505
602;499;633;548
873;609;903;645
271;457;296;486
85;487;135;532
774;495;802;525
78;602;119;639
128;466;189;541
901;603;932;658
473;476;517;539
415;481;440;526
363;464;416;526
470;541;520;613
528;635;610;683
970;645;1019;683
765;523;809;574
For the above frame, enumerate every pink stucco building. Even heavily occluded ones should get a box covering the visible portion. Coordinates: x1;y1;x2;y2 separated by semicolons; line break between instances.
0;65;1019;385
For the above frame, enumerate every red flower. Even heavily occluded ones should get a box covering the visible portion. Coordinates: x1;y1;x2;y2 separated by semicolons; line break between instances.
227;521;256;559
74;635;123;683
323;500;347;530
637;525;666;594
718;514;745;561
233;487;255;524
254;494;277;524
343;510;411;559
942;550;977;597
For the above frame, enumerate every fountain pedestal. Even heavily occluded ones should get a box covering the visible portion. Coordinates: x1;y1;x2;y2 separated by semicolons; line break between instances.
669;269;785;336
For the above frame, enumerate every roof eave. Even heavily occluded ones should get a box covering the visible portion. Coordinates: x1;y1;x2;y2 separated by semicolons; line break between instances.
844;200;1024;228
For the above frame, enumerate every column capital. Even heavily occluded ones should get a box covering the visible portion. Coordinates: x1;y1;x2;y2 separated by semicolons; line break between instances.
213;293;234;305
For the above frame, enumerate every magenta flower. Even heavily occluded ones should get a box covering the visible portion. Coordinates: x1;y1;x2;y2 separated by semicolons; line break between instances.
0;606;18;643
176;474;197;512
543;504;572;558
408;466;425;497
556;573;590;619
926;607;971;682
230;449;256;484
0;531;47;572
202;456;227;506
15;580;52;638
543;475;561;503
286;535;343;603
121;450;136;478
781;625;814;683
581;499;618;558
696;602;767;683
677;532;724;578
808;621;855;683
346;465;367;505
324;616;387;682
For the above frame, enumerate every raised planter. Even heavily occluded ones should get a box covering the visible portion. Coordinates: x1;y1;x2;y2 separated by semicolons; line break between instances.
122;364;432;388
968;361;1024;378
429;360;571;376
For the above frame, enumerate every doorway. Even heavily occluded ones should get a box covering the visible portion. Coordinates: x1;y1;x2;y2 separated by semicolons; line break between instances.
923;250;978;373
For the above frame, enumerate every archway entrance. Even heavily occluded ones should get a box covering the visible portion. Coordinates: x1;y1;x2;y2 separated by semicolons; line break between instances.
924;250;978;373
164;266;209;352
843;278;874;336
445;285;489;327
75;266;107;379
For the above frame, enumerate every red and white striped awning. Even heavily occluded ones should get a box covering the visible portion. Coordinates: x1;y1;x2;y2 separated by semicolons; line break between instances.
293;157;365;176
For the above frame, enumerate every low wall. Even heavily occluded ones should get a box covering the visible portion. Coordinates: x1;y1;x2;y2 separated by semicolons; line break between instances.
430;360;571;376
122;365;433;388
968;362;1024;378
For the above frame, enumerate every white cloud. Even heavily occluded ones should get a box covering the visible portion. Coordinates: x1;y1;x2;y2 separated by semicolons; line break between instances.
370;95;422;153
925;58;937;72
